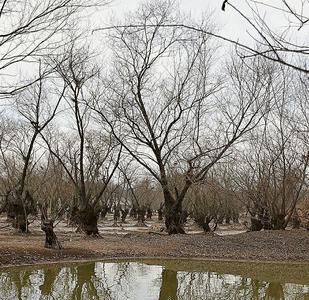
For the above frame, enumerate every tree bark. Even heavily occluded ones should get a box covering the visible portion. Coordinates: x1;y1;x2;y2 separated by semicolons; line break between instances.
41;220;62;249
77;205;99;236
146;208;153;220
135;208;147;227
164;198;185;234
250;217;263;231
158;206;164;221
121;208;129;223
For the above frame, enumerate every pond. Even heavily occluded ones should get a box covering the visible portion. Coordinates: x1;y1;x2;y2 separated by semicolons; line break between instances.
0;259;308;299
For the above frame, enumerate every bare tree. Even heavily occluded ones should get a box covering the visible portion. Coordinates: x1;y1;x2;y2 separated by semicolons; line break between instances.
221;0;309;74
234;67;309;230
41;44;122;235
1;65;63;233
92;0;274;234
0;0;109;98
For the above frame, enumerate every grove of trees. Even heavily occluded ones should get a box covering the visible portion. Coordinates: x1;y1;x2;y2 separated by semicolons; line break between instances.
0;0;308;247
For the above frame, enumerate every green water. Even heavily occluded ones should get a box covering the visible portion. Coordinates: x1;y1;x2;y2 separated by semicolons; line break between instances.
0;259;308;299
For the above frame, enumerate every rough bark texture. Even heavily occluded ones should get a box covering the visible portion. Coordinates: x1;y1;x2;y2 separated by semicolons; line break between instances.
41;220;62;250
158;207;163;221
77;206;99;236
113;206;120;227
272;214;286;230
250;217;263;231
165;202;185;234
100;205;109;219
129;207;137;219
195;217;211;232
8;203;29;233
121;208;129;223
146;208;153;220
135;208;147;227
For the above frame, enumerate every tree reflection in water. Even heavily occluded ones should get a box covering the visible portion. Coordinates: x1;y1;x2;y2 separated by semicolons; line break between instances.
0;262;308;299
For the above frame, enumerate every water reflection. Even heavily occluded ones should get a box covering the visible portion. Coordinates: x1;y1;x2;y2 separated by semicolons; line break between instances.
0;260;308;300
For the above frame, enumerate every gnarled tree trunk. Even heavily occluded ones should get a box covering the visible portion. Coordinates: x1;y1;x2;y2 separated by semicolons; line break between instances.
164;199;185;235
77;205;99;236
135;207;147;227
250;217;263;231
41;220;62;249
146;208;152;220
121;208;129;223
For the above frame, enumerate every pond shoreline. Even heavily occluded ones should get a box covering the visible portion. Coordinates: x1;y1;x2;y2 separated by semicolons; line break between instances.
0;228;308;268
1;255;309;271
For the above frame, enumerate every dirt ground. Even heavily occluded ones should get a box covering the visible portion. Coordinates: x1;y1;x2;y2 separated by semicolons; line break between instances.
0;215;308;268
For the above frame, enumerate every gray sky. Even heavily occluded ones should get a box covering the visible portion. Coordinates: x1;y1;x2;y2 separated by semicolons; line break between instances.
95;0;308;47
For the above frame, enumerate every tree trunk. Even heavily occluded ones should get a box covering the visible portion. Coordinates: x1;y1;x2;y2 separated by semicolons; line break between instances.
41;220;62;249
291;212;301;229
272;213;286;230
232;211;239;223
195;216;211;232
113;206;120;227
100;205;109;219
225;214;231;224
14;212;29;233
10;203;29;233
7;192;29;233
250;217;263;231
78;205;99;236
146;208;153;220
217;214;224;225
165;201;185;234
135;208;147;227
129;207;137;219
121;208;129;223
158;207;163;221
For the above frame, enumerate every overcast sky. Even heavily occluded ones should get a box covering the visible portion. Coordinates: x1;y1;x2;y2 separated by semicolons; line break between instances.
95;0;308;47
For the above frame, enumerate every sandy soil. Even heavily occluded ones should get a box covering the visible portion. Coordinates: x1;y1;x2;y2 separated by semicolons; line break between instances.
0;215;308;268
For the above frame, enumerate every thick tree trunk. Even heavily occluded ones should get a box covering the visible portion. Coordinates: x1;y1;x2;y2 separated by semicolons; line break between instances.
225;214;231;224
7;192;29;233
14;212;29;233
113;206;120;227
129;207;137;219
232;211;239;223
100;205;109;219
121;208;129;223
158;207;163;221
135;208;147;227
291;210;301;229
9;203;29;233
78;205;99;236
272;213;286;230
217;214;224;225
165;201;185;235
195;216;211;232
41;220;62;249
250;217;263;231
146;208;153;220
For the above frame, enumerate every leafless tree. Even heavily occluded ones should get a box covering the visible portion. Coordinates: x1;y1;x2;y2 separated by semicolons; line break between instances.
0;0;109;98
234;67;309;230
221;0;309;74
41;44;122;235
92;0;274;234
0;65;63;233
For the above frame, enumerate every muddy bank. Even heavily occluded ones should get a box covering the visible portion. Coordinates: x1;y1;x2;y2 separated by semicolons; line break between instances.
0;229;308;268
